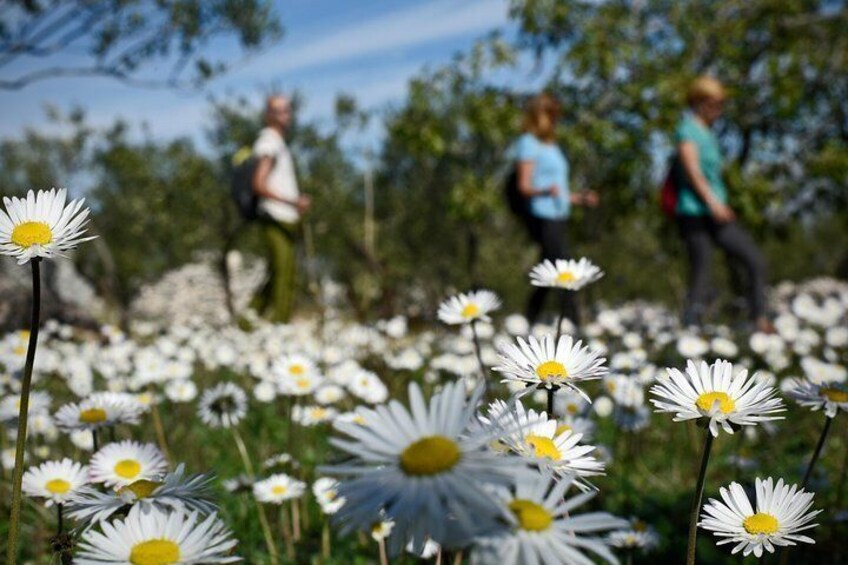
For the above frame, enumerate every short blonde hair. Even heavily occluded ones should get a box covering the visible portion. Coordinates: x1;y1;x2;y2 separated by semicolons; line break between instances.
522;93;561;143
687;76;727;107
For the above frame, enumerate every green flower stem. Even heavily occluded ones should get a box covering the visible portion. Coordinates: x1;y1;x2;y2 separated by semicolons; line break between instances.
780;415;835;565
547;387;556;419
470;320;488;391
6;258;42;565
802;415;833;490
230;427;277;564
686;429;714;565
555;290;566;342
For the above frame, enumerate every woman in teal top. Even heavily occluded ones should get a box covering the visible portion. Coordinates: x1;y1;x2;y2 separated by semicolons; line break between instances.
514;93;598;326
675;76;772;332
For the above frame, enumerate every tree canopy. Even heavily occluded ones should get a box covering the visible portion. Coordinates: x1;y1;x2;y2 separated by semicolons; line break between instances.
0;0;282;89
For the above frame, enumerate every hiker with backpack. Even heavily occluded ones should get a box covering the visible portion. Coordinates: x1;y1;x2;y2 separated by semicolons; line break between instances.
246;94;310;323
668;76;773;332
512;93;599;328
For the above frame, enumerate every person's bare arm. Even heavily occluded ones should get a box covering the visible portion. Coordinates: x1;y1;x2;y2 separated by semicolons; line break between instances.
251;156;307;210
678;141;734;222
517;160;557;198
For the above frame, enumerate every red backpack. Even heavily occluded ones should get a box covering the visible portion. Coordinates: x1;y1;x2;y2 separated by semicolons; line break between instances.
660;156;681;218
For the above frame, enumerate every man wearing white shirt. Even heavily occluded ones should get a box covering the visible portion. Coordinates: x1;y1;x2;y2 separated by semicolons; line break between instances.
250;95;310;322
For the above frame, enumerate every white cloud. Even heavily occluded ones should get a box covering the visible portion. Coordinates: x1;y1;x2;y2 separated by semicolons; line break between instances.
261;0;509;76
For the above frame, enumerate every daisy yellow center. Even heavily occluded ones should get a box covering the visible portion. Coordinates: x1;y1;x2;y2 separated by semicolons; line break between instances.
555;424;572;436
743;512;779;535
821;388;848;403
310;408;327;419
45;478;71;495
509;499;553;532
556;271;575;284
290;364;305;375
695;391;735;414
525;435;561;460
129;539;181;565
79;408;107;424
114;459;142;479
11;221;52;248
536;360;567;381
399;435;460;476
461;303;479;318
119;479;162;499
13;346;26;356
272;485;288;496
296;378;310;389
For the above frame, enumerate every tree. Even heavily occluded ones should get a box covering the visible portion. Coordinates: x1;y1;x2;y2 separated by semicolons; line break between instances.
0;0;282;89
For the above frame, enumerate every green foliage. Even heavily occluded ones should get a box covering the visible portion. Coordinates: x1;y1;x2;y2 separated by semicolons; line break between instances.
88;126;228;306
0;0;282;89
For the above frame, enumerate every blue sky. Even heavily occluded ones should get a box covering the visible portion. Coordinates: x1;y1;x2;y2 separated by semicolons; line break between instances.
0;0;515;149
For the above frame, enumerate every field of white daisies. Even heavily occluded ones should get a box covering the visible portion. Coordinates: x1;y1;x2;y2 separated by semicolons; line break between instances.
1;188;847;565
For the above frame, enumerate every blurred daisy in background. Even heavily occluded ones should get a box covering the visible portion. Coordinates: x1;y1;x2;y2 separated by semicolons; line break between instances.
529;257;604;291
438;290;501;325
313;477;346;515
198;382;247;429
472;471;626;565
786;379;848;418
650;359;785;437
22;458;88;506
74;505;239;564
253;473;306;504
699;477;820;558
0;188;95;264
494;335;607;401
54;392;143;432
607;517;660;553
89;440;168;488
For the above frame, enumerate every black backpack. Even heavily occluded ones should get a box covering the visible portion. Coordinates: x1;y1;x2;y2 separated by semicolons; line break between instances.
230;148;277;222
504;167;533;230
230;147;260;221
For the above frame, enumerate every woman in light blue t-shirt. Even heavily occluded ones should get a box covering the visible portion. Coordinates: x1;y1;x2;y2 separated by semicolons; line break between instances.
514;93;598;326
674;77;772;332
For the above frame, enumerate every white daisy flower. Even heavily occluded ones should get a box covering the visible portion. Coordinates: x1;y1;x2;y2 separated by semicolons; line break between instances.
292;404;338;426
607;518;660;552
313;477;345;515
488;400;604;489
75;505;239;563
786;379;848;418
197;382;247;429
528;257;604;290
314;384;346;404
493;335;607;401
0;188;95;264
279;371;324;397
271;354;318;382
0;390;52;422
325;381;522;551
54;392;143;432
347;369;389;404
22;458;88;506
472;471;626;565
253;473;306;504
649;359;785;437
165;379;198;403
437;290;501;325
371;519;395;542
699;477;820;558
89;440;168;488
68;463;217;525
